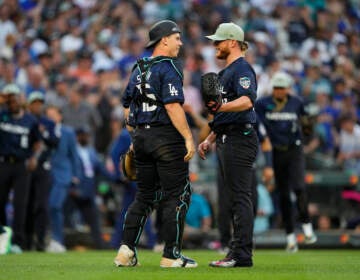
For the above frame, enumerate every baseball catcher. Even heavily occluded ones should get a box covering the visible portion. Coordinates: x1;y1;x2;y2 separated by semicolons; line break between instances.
201;72;222;113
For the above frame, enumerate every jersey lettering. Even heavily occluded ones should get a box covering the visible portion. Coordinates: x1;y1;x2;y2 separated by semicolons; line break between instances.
219;85;226;95
142;93;157;112
0;122;30;134
135;83;151;93
20;134;28;148
265;112;297;121
168;83;178;96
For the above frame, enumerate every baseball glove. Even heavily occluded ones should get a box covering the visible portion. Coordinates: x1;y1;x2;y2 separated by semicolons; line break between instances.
201;72;222;113
120;149;136;181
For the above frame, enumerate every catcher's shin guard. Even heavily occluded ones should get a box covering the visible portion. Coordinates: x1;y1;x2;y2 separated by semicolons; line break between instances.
162;181;191;259
122;200;153;247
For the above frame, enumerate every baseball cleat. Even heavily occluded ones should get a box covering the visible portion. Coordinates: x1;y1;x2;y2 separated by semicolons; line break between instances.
160;255;198;268
209;256;253;268
114;245;138;267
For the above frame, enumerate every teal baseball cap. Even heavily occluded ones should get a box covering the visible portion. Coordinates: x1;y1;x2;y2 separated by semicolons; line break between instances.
2;83;21;95
28;91;45;103
206;22;246;42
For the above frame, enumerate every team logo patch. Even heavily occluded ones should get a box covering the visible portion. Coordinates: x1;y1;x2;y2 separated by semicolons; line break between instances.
239;77;251;89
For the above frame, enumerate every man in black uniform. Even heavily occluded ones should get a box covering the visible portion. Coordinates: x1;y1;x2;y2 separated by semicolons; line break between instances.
255;71;317;253
0;84;41;252
114;20;196;268
198;22;258;268
25;91;59;251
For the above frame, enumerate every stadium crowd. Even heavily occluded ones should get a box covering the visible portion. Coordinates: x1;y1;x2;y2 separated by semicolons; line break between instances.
0;0;360;254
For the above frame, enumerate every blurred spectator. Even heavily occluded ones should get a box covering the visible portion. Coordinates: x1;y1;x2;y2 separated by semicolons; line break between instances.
300;64;331;104
254;171;274;235
252;31;275;69
24;64;47;97
286;5;314;48
67;126;116;249
311;86;339;156
25;92;59;252
0;84;41;253
45;75;69;108
61;83;102;143
68;50;98;88
45;105;81;253
118;35;147;79
187;52;206;92
336;113;360;174
0;3;17;49
317;214;332;231
183;192;213;249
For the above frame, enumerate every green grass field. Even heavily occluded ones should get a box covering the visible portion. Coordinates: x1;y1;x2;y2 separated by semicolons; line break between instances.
1;249;360;280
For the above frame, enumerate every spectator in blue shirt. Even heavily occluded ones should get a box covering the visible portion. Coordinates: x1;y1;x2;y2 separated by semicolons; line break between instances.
183;192;212;248
45;105;81;253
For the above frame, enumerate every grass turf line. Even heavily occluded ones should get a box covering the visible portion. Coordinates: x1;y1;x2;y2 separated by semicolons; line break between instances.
1;250;360;280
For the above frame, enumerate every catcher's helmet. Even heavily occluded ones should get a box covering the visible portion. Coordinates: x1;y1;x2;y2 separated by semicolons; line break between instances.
145;20;181;49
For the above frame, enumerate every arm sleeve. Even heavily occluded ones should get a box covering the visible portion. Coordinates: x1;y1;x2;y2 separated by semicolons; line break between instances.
42;119;60;148
160;62;184;104
30;119;42;148
234;66;257;104
121;70;138;108
68;129;81;179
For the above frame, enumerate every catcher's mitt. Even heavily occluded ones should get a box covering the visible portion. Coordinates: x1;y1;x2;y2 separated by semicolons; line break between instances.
201;72;222;113
120;149;136;181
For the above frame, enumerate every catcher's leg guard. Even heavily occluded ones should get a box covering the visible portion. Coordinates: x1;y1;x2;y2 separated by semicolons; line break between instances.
162;181;191;259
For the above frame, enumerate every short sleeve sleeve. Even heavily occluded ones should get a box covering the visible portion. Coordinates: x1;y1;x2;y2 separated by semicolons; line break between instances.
160;62;184;104
233;66;257;104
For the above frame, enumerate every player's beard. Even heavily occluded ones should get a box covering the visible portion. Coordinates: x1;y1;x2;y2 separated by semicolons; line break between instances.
216;46;230;60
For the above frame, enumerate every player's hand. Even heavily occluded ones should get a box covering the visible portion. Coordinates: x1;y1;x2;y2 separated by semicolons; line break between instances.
71;177;80;185
26;157;38;171
262;167;274;184
198;140;211;160
184;138;195;162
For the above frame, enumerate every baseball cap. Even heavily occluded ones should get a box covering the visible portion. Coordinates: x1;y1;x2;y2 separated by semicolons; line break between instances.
75;125;91;135
2;84;21;95
145;20;181;49
28;91;45;103
206;22;246;42
271;72;293;88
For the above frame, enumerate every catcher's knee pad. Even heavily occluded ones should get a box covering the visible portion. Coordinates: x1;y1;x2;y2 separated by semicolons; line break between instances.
163;181;192;218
